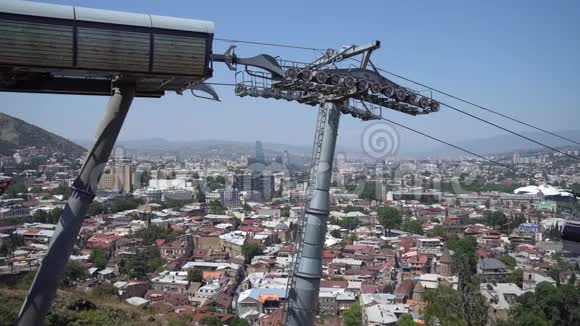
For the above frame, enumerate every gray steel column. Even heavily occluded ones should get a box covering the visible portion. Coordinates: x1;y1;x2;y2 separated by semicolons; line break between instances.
288;101;341;326
17;82;135;326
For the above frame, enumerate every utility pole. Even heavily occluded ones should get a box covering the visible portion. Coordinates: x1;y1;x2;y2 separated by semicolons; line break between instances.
17;82;135;326
287;101;341;326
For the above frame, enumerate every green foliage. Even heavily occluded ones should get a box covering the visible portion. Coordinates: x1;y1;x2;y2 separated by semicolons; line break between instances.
280;205;290;217
208;200;225;214
500;255;517;270
110;197;143;213
206;176;226;192
338;216;361;231
0;234;25;257
329;275;346;281
88;201;107;216
241;243;263;264
484;210;508;230
90;247;109;270
230;316;250;326
61;260;87;287
199;316;223;326
330;229;342;238
187;268;203;282
424;285;467;326
342;301;362;326
33;209;49;223
377;206;402;235
92;283;118;298
230;217;241;229
507;282;580;326
133;225;184;246
431;224;448;239
342;205;370;214
397;314;418;326
401;220;424;235
242;203;252;213
119;246;164;279
509;268;524;288
359;181;382;201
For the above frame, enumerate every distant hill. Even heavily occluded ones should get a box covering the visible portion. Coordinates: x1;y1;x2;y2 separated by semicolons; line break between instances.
0;112;85;156
410;129;580;159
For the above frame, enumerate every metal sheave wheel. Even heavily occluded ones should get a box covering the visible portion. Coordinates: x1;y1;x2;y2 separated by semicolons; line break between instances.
430;101;440;112
419;97;430;108
285;68;298;80
395;88;408;101
370;83;382;94
356;79;369;92
314;71;328;84
329;73;341;86
343;76;356;89
298;69;313;82
382;85;395;97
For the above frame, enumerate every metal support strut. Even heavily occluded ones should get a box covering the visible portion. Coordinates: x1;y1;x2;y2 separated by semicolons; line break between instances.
16;82;135;326
287;101;341;326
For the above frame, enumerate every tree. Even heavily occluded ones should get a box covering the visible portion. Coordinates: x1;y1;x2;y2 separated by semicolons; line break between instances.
343;301;362;326
32;210;48;223
401;220;424;235
241;243;263;264
48;207;63;224
500;255;517;270
397;314;417;326
431;224;448;239
330;229;342;238
281;206;290;217
199;316;223;326
230;217;241;229
230;316;250;326
90;247;109;270
87;201;106;216
208;200;225;214
377;206;402;236
423;285;467;326
339;216;361;231
242;203;252;213
61;260;87;287
188;268;203;282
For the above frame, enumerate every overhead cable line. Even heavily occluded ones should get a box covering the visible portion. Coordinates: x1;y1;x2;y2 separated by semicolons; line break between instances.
438;101;580;161
214;38;325;51
378;116;536;179
367;62;580;146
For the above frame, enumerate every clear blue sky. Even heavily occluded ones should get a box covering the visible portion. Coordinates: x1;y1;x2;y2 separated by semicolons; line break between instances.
1;0;579;155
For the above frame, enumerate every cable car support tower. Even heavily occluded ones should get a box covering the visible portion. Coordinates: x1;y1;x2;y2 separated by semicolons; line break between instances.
0;2;439;325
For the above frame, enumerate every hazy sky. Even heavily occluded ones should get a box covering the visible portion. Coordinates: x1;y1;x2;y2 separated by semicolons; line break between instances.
1;0;579;155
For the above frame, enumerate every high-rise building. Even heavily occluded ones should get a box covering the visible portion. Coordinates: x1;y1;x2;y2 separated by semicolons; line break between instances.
512;152;520;165
255;141;265;164
98;164;134;193
282;150;290;168
234;174;275;202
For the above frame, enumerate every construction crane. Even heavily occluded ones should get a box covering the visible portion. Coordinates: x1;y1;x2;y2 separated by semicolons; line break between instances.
0;1;439;325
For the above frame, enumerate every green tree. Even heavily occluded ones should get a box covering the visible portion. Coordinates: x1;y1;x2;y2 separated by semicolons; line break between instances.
32;209;48;223
188;268;203;282
90;247;109;270
48;207;63;224
343;301;362;326
230;316;250;326
339;216;361;231
199;316;223;326
330;229;342;238
241;243;263;264
431;224;448;239
61;260;87;287
208;200;225;214
401;220;424;235
377;206;402;236
281;206;290;217
423;285;467;326
242;203;252;213
500;255;517;270
397;314;418;326
87;201;106;216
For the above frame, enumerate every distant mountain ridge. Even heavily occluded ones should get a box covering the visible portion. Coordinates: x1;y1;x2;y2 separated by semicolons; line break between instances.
0;112;85;156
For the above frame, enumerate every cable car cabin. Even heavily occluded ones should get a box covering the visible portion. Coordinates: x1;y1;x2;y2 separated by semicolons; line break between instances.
0;0;214;97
